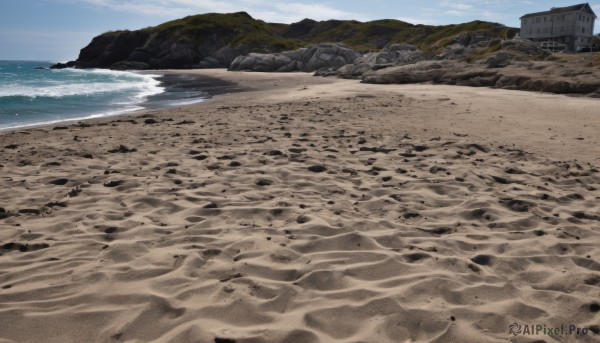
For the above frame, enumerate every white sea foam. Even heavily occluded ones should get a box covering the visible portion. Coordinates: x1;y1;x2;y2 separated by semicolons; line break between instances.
0;64;209;131
0;69;163;100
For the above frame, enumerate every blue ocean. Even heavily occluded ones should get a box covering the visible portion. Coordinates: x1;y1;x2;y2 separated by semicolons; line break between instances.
0;61;212;130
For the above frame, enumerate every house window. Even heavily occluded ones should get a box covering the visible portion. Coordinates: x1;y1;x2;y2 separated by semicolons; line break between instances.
529;29;532;35
579;15;582;21
544;17;547;22
587;17;590;23
582;27;585;33
536;17;541;23
537;28;541;34
562;15;565;21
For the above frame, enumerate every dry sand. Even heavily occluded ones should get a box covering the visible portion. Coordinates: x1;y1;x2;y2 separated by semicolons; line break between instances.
0;70;599;343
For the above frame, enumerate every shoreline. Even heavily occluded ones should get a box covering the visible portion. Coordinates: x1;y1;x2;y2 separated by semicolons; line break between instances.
1;69;599;343
0;67;244;132
7;68;597;163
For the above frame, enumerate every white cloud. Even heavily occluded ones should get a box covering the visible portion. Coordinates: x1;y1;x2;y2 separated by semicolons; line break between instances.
445;10;465;16
80;0;238;16
74;0;367;23
436;0;504;19
396;17;437;25
446;3;473;11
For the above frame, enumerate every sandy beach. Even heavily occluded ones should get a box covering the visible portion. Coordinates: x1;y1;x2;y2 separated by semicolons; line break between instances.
0;70;599;343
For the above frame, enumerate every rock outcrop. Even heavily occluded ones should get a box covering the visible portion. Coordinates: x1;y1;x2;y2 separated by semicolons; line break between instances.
229;49;307;72
309;38;598;97
75;12;284;70
361;59;600;97
300;43;362;71
316;44;425;78
49;61;77;69
229;43;360;72
75;29;246;70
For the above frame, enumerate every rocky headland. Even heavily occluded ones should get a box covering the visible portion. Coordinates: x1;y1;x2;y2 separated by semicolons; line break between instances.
59;11;600;97
63;12;517;70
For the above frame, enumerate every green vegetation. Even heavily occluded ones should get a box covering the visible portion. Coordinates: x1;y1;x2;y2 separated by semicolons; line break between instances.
95;11;517;54
287;18;517;53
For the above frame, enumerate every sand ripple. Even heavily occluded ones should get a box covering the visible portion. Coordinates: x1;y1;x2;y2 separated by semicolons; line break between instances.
0;80;599;342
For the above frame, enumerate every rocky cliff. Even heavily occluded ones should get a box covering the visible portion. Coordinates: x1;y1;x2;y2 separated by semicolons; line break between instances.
71;12;517;70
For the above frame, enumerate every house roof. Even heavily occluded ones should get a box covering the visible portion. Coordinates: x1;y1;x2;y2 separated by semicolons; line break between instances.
520;3;597;19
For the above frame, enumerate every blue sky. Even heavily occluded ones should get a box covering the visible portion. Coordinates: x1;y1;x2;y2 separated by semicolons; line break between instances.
1;0;599;61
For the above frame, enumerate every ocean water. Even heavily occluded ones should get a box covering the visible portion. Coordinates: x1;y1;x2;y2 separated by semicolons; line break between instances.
0;61;209;130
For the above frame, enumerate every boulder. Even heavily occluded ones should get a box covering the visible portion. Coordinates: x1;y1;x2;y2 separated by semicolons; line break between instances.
358;44;424;66
213;45;254;67
362;60;453;84
436;43;467;60
229;44;360;72
315;44;425;78
49;61;77;69
229;53;295;72
300;43;361;71
486;52;524;68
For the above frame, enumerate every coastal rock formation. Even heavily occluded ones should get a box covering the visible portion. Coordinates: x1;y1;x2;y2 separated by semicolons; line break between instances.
316;44;425;78
314;38;599;97
229;43;360;72
77;30;150;69
499;39;551;59
362;60;454;84
485;51;523;68
362;58;600;96
229;50;307;72
49;61;77;69
70;12;516;70
75;12;274;69
357;44;425;66
319;37;550;77
300;43;362;71
434;31;507;60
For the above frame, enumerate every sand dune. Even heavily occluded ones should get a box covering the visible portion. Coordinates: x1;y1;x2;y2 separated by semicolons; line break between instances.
0;71;599;343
